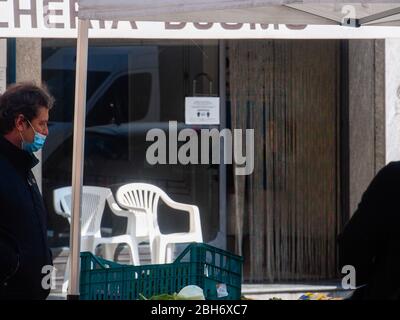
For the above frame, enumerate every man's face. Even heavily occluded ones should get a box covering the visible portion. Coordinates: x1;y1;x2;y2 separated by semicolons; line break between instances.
21;107;49;143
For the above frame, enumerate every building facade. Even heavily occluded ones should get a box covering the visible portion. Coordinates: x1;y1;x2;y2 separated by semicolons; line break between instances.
2;33;400;283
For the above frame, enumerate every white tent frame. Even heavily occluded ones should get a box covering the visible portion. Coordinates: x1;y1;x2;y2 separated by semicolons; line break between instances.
69;0;400;299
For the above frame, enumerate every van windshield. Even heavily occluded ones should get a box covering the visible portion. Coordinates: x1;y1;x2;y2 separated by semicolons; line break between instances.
43;69;110;123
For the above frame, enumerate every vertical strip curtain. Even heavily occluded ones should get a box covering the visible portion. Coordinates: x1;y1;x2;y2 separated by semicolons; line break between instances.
228;39;340;282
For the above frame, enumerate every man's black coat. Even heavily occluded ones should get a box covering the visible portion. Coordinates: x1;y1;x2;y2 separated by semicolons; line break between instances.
338;162;400;300
0;136;52;300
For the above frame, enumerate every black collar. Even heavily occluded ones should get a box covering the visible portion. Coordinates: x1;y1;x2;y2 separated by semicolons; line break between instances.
0;136;39;172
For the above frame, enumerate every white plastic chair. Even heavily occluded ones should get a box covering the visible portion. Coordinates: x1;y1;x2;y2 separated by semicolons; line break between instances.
115;183;203;264
53;186;141;292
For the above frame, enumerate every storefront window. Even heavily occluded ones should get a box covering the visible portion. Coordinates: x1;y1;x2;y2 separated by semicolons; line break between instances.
42;39;220;247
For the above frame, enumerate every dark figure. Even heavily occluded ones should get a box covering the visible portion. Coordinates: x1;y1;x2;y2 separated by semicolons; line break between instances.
0;83;54;300
338;162;400;300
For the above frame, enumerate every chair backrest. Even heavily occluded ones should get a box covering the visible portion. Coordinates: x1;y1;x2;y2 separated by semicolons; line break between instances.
53;186;111;236
116;183;165;234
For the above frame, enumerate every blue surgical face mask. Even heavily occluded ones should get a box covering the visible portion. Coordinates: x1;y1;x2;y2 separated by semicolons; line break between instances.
21;120;47;153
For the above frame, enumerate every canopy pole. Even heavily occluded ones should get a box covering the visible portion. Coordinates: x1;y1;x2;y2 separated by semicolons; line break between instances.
68;18;89;300
359;6;400;26
283;4;341;24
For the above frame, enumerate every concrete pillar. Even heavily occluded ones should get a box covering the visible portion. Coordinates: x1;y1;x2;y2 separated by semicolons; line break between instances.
348;40;385;217
0;39;7;94
385;39;400;164
375;41;386;169
16;38;42;192
0;39;6;93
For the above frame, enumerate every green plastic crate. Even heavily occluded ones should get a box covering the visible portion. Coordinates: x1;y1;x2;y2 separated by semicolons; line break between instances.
79;242;243;300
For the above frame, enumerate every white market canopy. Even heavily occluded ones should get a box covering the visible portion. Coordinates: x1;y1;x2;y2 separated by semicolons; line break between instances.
67;0;400;299
78;0;400;27
1;0;400;38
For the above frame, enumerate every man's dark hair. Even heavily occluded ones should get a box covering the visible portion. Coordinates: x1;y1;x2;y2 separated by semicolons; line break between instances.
0;82;54;135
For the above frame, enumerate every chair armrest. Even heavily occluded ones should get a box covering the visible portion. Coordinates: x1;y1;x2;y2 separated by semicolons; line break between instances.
109;201;129;217
53;190;71;219
159;194;202;236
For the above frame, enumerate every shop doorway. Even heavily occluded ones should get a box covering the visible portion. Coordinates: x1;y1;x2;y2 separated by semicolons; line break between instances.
227;40;341;282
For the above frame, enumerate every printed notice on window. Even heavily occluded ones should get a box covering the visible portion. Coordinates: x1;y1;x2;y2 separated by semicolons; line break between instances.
185;97;220;125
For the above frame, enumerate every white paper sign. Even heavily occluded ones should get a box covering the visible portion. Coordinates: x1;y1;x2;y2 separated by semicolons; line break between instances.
185;97;220;125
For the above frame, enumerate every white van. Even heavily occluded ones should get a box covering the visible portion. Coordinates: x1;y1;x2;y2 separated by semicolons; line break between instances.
42;45;160;162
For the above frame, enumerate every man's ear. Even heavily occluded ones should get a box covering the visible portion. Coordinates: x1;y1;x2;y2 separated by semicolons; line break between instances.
14;114;26;132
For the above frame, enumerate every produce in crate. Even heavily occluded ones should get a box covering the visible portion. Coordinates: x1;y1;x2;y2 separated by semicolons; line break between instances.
140;285;206;300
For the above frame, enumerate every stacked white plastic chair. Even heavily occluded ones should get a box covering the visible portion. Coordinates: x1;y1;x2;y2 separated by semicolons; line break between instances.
115;183;203;264
53;186;141;292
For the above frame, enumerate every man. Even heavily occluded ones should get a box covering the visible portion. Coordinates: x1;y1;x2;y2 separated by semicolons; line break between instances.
338;162;400;300
0;82;54;300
